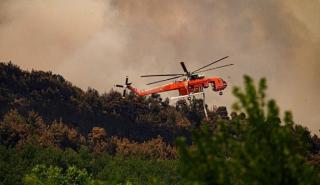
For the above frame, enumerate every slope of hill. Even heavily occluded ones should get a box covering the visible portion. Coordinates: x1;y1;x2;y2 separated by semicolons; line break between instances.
0;62;211;143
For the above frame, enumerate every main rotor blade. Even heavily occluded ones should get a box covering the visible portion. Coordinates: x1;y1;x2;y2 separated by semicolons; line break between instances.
192;56;229;73
141;74;185;77
180;62;189;74
147;75;184;85
115;85;124;88
196;63;234;73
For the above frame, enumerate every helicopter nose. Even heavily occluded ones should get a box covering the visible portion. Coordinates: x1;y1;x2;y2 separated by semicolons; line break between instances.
223;80;227;89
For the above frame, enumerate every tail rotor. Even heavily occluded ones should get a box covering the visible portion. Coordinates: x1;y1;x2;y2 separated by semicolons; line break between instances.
115;76;132;98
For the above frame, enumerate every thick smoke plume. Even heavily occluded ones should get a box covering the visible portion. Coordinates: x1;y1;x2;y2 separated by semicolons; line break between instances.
0;0;319;132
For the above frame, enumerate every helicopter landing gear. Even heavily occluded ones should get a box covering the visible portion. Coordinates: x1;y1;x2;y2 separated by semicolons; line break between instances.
219;91;223;96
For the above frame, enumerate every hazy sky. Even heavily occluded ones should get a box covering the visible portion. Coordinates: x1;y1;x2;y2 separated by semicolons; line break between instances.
0;0;319;133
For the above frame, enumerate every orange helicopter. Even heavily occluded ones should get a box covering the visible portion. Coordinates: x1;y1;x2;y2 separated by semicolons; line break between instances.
115;56;233;118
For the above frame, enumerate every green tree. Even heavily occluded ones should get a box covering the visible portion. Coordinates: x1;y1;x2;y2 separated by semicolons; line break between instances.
178;75;319;185
23;165;96;185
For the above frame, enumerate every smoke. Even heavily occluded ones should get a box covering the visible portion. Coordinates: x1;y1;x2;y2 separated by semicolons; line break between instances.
0;0;319;133
0;0;106;70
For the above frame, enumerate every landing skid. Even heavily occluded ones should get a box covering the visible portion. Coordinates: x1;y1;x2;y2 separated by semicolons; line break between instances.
170;92;209;120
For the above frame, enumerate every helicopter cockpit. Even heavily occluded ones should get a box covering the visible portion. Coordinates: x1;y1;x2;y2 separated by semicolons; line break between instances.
189;73;205;80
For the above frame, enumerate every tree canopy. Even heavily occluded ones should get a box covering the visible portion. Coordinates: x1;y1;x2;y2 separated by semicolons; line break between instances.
178;75;320;185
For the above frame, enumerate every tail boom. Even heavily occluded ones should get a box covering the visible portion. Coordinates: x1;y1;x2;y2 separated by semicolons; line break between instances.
127;82;184;96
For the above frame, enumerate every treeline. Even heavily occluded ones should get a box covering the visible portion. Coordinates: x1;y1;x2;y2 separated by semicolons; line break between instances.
1;62;208;143
0;62;233;144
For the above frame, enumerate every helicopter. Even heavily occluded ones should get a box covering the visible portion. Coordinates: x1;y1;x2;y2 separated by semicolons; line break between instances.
115;56;233;118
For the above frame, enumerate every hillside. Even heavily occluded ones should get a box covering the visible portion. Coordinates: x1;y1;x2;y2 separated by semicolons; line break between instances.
1;62;214;143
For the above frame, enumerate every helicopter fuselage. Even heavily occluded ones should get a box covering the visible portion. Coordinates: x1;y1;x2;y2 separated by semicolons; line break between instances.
128;76;227;96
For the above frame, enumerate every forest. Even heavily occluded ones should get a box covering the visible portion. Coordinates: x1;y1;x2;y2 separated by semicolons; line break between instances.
0;62;319;185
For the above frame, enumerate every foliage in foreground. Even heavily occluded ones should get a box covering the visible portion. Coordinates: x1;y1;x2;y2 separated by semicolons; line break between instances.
0;144;179;185
24;165;95;185
178;75;320;185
